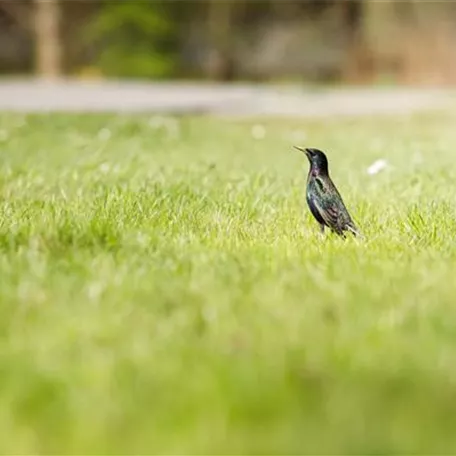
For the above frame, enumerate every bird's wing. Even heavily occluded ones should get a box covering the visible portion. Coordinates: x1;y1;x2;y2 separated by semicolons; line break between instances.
313;177;348;234
312;198;344;233
312;177;362;237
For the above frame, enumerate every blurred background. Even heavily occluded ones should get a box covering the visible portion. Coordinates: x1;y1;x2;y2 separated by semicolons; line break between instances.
2;0;456;86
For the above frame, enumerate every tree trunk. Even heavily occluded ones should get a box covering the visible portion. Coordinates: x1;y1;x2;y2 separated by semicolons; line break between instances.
35;0;62;78
206;0;234;81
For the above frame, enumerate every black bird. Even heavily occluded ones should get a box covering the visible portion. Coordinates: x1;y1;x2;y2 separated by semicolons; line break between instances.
294;146;361;238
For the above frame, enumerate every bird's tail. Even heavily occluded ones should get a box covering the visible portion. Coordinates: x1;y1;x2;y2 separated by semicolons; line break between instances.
347;224;364;239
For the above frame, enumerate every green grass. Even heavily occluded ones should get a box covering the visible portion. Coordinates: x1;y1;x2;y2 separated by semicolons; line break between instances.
1;110;456;453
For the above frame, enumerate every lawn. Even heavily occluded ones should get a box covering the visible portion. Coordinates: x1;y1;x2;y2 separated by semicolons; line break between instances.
1;110;456;453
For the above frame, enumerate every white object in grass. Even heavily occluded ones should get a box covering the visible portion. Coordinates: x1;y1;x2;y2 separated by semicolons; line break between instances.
367;159;388;175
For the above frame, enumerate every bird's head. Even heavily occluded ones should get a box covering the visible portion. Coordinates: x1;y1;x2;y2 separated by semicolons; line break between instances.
294;146;329;174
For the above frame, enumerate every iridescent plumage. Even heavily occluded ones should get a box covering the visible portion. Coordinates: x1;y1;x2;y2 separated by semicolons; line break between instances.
294;146;361;238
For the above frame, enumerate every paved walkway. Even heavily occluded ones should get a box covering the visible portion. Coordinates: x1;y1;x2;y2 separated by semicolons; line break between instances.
0;79;453;117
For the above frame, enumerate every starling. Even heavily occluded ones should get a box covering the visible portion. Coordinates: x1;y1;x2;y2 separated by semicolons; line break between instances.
294;146;361;238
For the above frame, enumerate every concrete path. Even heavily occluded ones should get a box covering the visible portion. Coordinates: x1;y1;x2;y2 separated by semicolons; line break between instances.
0;79;453;117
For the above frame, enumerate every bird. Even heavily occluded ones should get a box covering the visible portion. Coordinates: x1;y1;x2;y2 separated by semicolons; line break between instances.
294;146;361;238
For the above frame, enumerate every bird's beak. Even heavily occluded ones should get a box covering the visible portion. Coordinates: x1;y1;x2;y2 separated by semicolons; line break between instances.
293;145;310;158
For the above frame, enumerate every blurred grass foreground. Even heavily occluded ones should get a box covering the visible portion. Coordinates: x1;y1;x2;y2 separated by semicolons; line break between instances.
2;111;456;452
